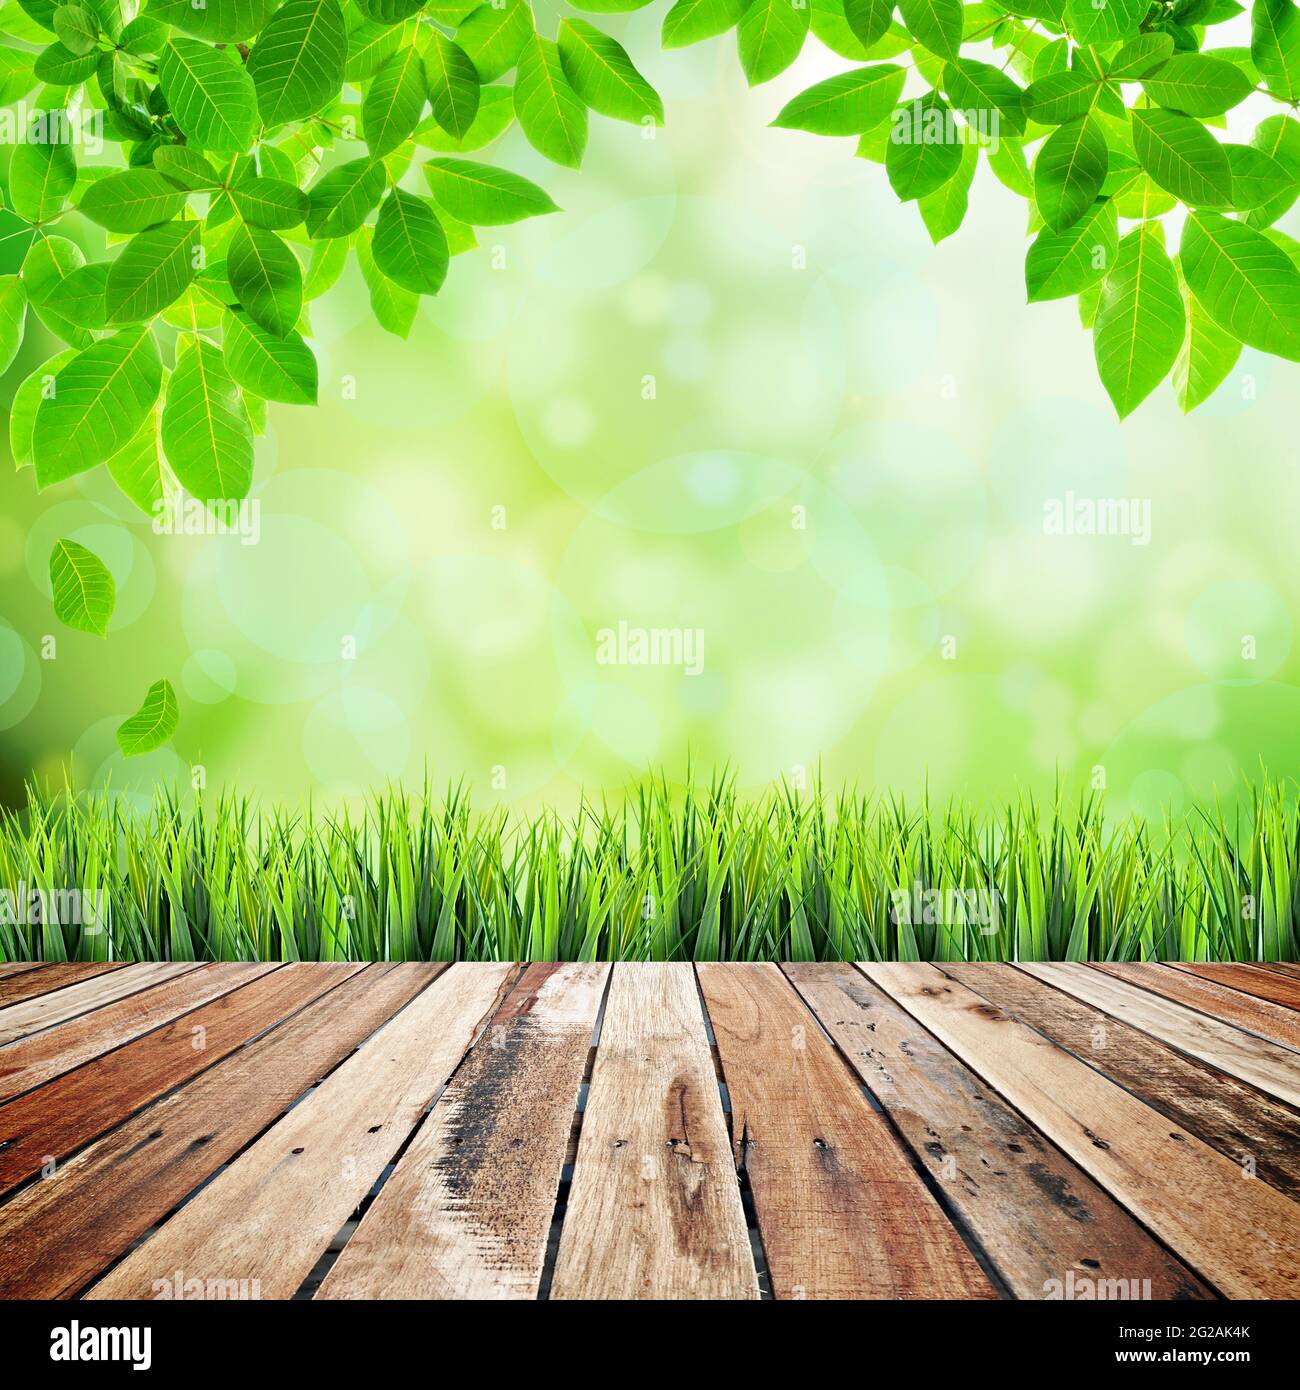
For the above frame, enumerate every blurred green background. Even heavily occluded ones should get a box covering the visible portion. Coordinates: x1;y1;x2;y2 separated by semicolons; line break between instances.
3;12;1299;818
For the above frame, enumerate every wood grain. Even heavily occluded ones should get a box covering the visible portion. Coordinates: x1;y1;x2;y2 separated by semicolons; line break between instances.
1018;963;1300;1108
863;962;1300;1299
947;963;1300;1203
87;963;515;1301
0;963;200;1045
0;964;42;980
701;963;994;1299
785;963;1210;1300
0;963;441;1299
318;963;608;1300
1168;963;1300;1012
0;964;357;1195
0;963;277;1101
1093;963;1300;1053
551;963;757;1300
0;963;136;1019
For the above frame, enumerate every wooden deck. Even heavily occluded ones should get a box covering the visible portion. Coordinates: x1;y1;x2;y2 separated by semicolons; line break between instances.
0;961;1297;1301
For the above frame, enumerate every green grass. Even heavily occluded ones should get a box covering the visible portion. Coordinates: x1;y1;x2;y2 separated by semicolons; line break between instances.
1;774;1297;963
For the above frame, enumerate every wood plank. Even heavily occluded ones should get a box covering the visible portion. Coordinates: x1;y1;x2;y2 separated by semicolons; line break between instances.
947;963;1300;1203
1094;963;1300;1053
0;963;278;1101
0;964;42;980
0;963;361;1195
87;963;516;1301
785;963;1211;1300
0;963;199;1045
700;962;994;1299
0;964;442;1300
1018;963;1300;1108
1262;963;1300;982
1168;963;1300;1012
550;963;757;1300
0;963;123;1010
862;962;1300;1299
317;963;608;1300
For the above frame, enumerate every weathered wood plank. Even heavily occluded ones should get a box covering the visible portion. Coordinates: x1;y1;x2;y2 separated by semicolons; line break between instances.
0;964;359;1195
863;962;1300;1299
0;963;278;1102
0;963;200;1045
551;963;757;1300
0;964;442;1300
87;963;515;1301
947;963;1300;1203
0;963;125;1012
0;964;42;980
317;962;608;1300
700;963;994;1299
1168;963;1300;1012
785;963;1211;1300
1262;963;1300;982
1094;963;1300;1053
1018;963;1300;1108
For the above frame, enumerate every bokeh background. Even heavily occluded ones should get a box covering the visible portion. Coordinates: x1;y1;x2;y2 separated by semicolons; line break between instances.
3;8;1299;817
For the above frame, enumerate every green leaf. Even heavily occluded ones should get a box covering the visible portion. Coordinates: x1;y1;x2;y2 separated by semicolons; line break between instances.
1173;283;1241;411
457;0;533;82
1035;116;1108;232
158;36;259;155
0;274;27;374
33;41;98;83
738;0;810;85
304;235;349;298
49;538;115;636
897;0;962;60
1141;53;1254;117
162;334;255;500
0;49;37;107
40;262;110;328
372;187;449;294
32;327;162;487
1065;0;1147;43
78;169;188;232
558;19;663;123
424;157;560;224
515;33;587;168
53;4;99;54
355;0;425;21
1025;197;1118;301
147;0;277;43
918;141;976;242
1132;107;1232;208
1093;223;1185;418
116;679;180;758
105;408;163;515
223;307;318;404
416;82;515;151
248;0;348;129
347;15;413;82
228;223;302;338
104;220;202;324
355;225;418;337
363;42;428;157
153;145;222;190
425;30;481;140
1109;33;1175;78
10;347;76;470
886;92;963;202
1252;0;1300;103
843;0;895;50
942;58;1026;137
9;122;77;223
1180;209;1300;359
305;156;387;237
662;0;749;48
22;235;93;346
228;176;311;229
1246;114;1300;226
771;63;905;135
1022;70;1105;125
1214;144;1298;210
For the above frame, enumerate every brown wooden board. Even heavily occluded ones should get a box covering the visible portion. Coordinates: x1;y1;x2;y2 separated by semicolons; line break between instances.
317;962;609;1300
0;964;359;1195
0;964;42;980
1018;963;1300;1108
784;963;1211;1300
86;963;515;1301
863;963;1300;1299
701;962;994;1299
1168;963;1300;1012
0;963;278;1102
551;963;758;1300
0;964;440;1300
0;963;122;1008
1093;963;1300;1053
